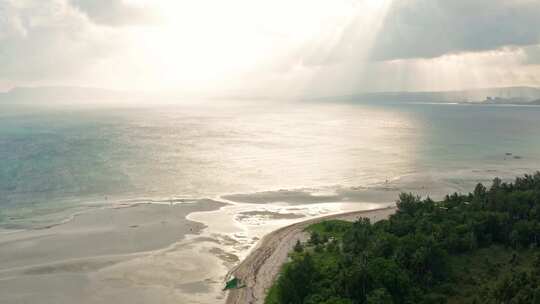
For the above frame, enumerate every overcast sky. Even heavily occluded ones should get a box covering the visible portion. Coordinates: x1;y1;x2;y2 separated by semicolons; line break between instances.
1;0;539;97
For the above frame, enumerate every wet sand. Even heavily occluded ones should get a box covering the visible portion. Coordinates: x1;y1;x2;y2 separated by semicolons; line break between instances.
0;195;390;304
0;200;228;304
225;206;397;304
0;174;458;304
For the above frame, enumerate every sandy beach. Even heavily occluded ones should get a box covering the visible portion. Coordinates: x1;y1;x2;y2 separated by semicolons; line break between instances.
0;199;231;304
225;206;397;304
0;167;480;304
0;176;459;304
0;196;395;304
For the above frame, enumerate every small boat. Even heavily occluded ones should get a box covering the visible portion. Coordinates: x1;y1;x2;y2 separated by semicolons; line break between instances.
223;277;246;290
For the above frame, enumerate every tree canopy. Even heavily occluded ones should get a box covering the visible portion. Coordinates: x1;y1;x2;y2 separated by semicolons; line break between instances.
266;172;540;304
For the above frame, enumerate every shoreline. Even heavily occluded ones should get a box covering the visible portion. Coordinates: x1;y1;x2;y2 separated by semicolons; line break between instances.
1;195;384;303
0;172;499;304
225;205;397;304
0;185;399;304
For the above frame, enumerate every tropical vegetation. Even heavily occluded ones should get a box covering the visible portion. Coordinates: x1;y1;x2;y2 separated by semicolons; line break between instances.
266;173;540;304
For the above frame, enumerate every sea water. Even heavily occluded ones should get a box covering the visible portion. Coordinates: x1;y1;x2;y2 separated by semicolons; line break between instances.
1;101;539;228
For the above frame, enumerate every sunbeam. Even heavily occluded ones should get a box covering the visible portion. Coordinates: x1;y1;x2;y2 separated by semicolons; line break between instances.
285;0;395;97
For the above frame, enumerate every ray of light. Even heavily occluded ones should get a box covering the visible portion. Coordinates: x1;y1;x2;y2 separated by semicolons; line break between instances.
281;0;396;97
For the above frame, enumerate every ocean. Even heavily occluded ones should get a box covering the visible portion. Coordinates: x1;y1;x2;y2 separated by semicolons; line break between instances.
1;101;539;229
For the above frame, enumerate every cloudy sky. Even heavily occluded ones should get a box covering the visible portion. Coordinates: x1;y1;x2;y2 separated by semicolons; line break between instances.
1;0;540;97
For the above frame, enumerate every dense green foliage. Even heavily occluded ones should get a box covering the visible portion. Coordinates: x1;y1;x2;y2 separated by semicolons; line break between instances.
266;173;540;304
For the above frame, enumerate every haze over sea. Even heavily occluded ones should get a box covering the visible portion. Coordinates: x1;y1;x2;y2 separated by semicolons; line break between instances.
1;100;539;229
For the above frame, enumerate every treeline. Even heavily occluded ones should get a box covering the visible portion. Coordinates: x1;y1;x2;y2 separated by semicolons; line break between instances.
266;173;540;304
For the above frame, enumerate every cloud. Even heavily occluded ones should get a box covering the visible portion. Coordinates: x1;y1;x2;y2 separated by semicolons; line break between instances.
0;0;539;94
370;0;540;61
0;0;123;83
69;0;158;26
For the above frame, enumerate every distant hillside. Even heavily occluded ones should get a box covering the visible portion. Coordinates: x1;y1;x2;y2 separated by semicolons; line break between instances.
0;86;234;107
3;85;540;106
0;86;146;105
479;96;540;105
313;87;540;104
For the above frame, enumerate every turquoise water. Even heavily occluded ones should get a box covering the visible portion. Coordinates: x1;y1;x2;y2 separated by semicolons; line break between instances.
1;102;539;228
